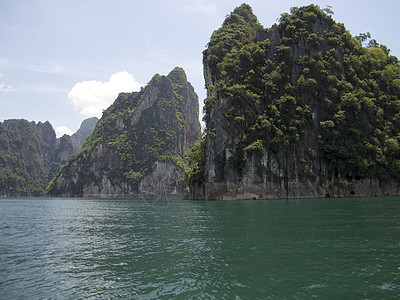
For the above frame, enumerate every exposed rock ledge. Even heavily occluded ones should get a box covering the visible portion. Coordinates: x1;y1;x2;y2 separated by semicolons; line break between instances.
76;161;183;198
187;178;400;200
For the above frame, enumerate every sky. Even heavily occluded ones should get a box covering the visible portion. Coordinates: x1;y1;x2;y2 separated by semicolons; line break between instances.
1;0;400;137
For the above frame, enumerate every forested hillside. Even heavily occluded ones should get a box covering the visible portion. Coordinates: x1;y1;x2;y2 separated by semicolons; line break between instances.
0;118;97;196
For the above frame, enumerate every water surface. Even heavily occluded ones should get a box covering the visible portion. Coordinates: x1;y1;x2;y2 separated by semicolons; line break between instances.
1;197;399;298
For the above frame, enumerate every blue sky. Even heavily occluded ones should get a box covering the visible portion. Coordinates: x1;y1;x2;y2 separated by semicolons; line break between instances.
1;0;399;136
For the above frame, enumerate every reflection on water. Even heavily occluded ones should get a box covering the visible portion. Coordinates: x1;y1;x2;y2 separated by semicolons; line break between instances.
0;197;400;298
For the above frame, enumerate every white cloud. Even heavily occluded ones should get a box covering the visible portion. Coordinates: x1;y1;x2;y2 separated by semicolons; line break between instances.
68;71;141;117
0;81;16;92
55;126;73;137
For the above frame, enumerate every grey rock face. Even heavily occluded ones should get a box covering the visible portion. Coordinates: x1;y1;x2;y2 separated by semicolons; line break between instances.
71;117;98;153
47;67;200;198
189;5;400;200
0;119;82;196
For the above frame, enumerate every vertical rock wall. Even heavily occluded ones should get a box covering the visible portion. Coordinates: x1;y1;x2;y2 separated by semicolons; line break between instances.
47;67;200;198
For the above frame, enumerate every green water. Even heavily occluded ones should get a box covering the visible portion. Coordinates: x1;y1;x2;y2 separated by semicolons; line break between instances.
0;197;399;299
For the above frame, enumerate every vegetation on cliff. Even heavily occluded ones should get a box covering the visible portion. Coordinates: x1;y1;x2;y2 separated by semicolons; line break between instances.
46;67;200;197
187;4;400;192
0;120;56;196
0;118;97;196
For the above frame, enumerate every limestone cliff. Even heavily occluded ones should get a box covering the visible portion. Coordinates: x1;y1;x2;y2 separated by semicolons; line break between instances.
70;117;98;153
186;4;400;199
0;117;98;196
54;117;98;163
46;67;200;198
0;120;57;196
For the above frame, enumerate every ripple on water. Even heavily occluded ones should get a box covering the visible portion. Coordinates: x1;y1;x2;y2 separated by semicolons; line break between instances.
1;197;400;298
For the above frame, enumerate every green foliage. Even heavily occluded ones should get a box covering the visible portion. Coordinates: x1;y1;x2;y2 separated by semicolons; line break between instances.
243;140;263;153
0;120;60;196
185;137;206;186
203;3;262;82
197;3;400;185
123;170;143;184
